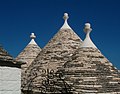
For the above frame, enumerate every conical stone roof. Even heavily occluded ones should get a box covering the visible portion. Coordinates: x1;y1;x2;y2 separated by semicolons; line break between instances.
23;13;82;91
16;33;41;69
0;46;14;62
0;46;21;68
29;13;82;71
59;23;120;93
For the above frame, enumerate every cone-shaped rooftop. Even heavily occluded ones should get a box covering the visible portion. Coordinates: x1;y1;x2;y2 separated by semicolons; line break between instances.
28;13;82;70
22;13;82;91
29;33;37;44
0;46;21;68
16;33;41;68
0;46;14;62
59;23;120;93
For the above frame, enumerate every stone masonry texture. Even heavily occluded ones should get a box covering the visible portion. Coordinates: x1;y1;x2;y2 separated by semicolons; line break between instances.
22;28;82;92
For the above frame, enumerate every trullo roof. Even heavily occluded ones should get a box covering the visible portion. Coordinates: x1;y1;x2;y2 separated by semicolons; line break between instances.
23;13;82;92
59;23;120;93
0;46;21;68
16;33;41;69
16;33;41;91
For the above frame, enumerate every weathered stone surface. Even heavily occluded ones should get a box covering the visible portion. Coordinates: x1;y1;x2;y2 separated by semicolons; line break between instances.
21;15;120;94
16;44;41;69
0;47;21;67
32;29;82;70
22;28;82;92
59;47;120;93
0;47;14;62
16;33;41;72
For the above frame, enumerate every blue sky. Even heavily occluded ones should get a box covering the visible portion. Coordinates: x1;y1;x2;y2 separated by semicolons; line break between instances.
0;0;120;69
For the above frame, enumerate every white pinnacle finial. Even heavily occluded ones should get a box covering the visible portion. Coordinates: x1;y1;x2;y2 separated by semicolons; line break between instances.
30;33;36;39
81;23;97;48
63;13;69;20
29;33;37;44
84;23;92;33
60;13;72;29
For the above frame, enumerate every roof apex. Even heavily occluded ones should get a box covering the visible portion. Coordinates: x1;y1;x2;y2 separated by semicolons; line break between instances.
29;33;37;45
60;13;72;30
81;23;97;48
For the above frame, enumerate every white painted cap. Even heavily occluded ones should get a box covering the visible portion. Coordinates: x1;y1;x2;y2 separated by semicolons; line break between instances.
81;23;97;48
85;23;91;28
30;33;36;39
29;33;37;44
60;13;72;29
84;23;92;33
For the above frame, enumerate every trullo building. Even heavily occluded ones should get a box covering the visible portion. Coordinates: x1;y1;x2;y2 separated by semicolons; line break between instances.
16;33;41;93
59;23;120;93
16;33;41;69
0;46;22;94
22;13;82;93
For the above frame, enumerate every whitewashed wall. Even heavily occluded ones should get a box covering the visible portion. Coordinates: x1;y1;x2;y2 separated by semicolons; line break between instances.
0;66;21;94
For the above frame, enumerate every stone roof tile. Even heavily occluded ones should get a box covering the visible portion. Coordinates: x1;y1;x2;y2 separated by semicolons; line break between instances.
22;13;82;91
